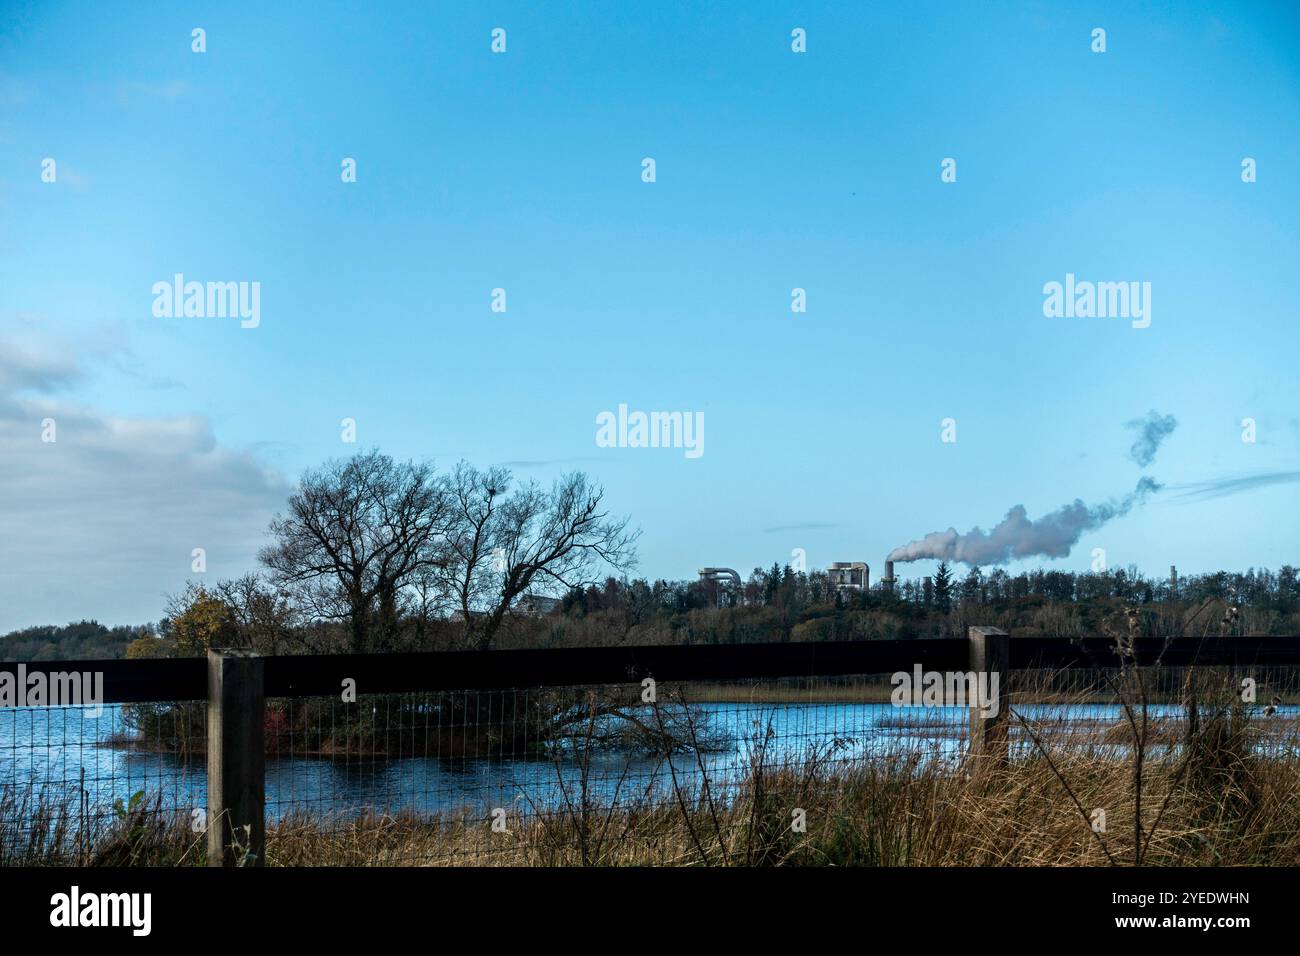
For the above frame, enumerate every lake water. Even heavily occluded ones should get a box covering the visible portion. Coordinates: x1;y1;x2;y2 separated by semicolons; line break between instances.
3;701;1296;825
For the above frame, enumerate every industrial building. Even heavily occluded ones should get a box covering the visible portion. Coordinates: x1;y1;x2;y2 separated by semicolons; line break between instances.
827;562;869;592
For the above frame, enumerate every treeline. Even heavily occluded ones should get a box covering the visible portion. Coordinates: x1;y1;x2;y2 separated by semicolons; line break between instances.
0;621;152;662
541;561;1300;646
567;562;1300;616
8;561;1299;663
6;448;1299;661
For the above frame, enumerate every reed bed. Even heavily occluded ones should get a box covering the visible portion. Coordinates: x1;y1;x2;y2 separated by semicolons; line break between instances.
5;665;1297;867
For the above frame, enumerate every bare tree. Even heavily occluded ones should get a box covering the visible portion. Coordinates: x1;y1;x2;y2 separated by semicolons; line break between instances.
439;462;639;650
212;574;309;654
259;450;451;652
258;451;635;653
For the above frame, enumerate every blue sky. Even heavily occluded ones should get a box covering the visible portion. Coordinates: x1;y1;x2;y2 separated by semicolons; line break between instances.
2;0;1299;631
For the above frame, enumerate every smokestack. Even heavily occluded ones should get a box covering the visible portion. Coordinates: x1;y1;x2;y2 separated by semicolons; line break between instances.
1170;564;1178;596
884;559;895;589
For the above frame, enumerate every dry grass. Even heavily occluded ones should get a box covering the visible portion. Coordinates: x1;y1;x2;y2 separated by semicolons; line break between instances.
7;747;1299;867
6;663;1300;867
35;745;1286;867
250;734;1300;867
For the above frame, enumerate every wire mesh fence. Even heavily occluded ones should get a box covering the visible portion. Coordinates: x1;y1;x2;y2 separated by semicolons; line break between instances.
0;673;973;865
0;701;206;865
257;676;971;864
4;649;1300;866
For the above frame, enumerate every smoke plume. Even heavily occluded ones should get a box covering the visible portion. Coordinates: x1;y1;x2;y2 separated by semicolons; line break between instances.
887;477;1161;567
1169;470;1300;501
1127;410;1178;467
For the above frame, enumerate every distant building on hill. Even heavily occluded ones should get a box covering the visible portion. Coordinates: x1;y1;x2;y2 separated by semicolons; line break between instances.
828;562;869;592
516;594;561;616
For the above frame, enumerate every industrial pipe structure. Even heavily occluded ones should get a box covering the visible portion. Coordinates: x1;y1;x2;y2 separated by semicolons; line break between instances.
697;567;742;589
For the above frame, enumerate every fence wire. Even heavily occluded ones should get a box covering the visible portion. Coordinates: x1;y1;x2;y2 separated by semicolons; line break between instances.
0;701;206;865
258;675;966;864
3;666;1299;865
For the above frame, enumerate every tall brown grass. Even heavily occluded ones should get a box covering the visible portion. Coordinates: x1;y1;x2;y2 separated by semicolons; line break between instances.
5;664;1299;867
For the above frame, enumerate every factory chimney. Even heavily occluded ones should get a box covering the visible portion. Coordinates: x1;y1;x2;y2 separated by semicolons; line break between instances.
883;559;896;590
1169;564;1178;597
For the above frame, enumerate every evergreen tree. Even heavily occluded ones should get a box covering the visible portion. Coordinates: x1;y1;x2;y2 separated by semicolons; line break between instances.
933;561;953;613
764;562;782;605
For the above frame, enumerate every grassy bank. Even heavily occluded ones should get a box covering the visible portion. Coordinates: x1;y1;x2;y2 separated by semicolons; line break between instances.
9;665;1296;866
8;720;1299;866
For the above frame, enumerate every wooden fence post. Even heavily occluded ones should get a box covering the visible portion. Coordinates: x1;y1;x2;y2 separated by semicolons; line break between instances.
207;649;265;867
967;626;1009;764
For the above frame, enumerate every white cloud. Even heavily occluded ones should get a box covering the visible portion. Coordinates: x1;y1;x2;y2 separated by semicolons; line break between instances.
0;336;289;633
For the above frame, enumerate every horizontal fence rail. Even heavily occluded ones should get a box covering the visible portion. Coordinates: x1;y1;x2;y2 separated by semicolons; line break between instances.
4;631;1299;867
6;634;1300;704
